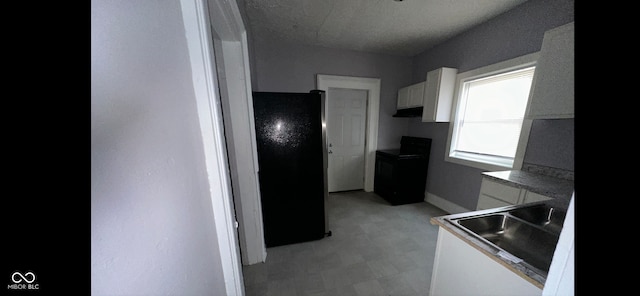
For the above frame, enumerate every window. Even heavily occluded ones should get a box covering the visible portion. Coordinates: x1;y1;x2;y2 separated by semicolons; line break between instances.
445;53;539;171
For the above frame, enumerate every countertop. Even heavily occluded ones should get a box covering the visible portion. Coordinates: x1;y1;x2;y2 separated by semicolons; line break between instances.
430;168;574;289
482;170;574;209
430;204;551;289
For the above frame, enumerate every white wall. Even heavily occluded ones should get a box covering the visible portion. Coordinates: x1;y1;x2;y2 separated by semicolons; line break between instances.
248;33;413;151
91;0;227;294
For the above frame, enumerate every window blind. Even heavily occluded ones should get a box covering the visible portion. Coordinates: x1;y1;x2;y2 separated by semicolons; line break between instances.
454;67;535;158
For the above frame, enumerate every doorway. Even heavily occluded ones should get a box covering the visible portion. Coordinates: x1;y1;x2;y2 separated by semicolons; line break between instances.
317;74;381;192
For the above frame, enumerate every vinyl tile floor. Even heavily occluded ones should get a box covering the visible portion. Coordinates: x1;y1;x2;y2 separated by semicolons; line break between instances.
242;190;449;296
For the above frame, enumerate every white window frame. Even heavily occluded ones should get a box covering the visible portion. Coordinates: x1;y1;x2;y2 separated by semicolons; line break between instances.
445;52;540;171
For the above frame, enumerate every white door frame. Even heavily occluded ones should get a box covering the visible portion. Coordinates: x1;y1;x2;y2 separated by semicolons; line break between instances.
207;1;267;266
180;0;252;295
317;75;380;192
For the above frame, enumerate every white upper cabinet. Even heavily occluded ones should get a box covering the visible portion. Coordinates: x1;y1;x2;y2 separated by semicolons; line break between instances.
397;85;410;109
397;81;425;110
422;67;458;122
408;82;425;107
397;67;457;115
526;22;574;119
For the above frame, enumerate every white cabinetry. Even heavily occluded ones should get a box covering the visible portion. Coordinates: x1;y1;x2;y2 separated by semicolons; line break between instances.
477;178;524;210
430;228;542;296
396;86;410;109
523;190;553;204
397;82;425;110
526;22;574;119
422;67;458;122
476;177;552;210
408;82;425;107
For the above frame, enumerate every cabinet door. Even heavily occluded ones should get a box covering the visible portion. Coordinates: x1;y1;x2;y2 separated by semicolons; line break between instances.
526;22;574;119
397;86;410;109
422;67;458;122
408;82;425;107
430;228;543;296
477;194;513;210
476;178;523;210
523;190;552;204
479;178;523;204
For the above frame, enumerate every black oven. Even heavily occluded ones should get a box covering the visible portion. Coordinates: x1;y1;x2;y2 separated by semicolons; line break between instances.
374;136;431;205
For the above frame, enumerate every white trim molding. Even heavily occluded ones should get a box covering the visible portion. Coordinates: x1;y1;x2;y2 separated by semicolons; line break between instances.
445;52;539;172
214;38;266;265
208;0;267;267
316;74;381;192
180;0;245;294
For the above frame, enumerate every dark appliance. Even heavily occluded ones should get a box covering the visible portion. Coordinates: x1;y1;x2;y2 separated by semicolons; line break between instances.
392;107;423;117
252;90;330;248
374;136;432;205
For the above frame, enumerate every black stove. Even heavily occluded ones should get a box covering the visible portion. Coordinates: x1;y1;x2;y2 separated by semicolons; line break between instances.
375;149;426;160
374;136;432;205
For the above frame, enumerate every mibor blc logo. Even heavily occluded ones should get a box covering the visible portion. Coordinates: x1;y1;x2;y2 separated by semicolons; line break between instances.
7;271;39;290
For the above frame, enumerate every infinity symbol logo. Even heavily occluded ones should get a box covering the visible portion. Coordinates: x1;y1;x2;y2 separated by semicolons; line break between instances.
11;272;36;283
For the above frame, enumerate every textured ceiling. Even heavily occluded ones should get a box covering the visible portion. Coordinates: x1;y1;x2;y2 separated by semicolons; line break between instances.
241;0;529;57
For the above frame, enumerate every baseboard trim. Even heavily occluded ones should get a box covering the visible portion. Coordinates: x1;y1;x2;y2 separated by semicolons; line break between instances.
424;192;472;214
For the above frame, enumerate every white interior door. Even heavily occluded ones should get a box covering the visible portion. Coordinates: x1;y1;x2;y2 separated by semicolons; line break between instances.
327;88;367;192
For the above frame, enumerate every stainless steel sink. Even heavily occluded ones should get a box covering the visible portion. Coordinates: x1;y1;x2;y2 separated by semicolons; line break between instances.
445;203;566;277
509;204;565;235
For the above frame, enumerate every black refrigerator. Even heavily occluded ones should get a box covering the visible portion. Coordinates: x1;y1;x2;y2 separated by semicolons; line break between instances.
252;90;330;248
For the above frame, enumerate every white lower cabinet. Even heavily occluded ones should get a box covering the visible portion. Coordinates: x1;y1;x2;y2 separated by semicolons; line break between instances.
430;228;542;296
476;178;524;210
523;190;553;203
476;177;552;210
477;193;513;210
